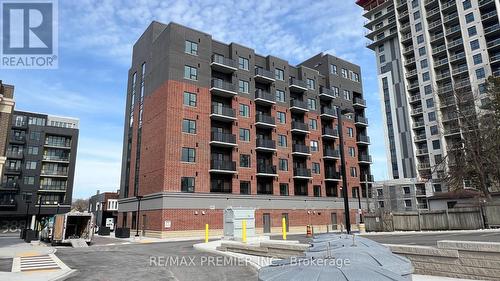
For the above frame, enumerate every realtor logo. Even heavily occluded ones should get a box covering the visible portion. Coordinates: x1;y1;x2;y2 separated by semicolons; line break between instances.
1;0;58;69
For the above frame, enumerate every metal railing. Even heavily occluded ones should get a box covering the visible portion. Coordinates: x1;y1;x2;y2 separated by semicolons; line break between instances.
210;160;236;171
293;168;311;177
211;79;236;92
211;105;236;118
255;89;275;102
292;144;310;154
291;121;309;131
255;114;275;125
322;127;339;137
211;54;237;68
289;78;307;89
257;165;277;175
256;138;276;149
324;148;340;158
290;99;308;110
254;68;274;80
211;132;236;144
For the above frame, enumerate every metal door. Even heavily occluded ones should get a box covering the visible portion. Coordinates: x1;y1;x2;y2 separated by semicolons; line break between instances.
263;213;271;233
331;212;338;230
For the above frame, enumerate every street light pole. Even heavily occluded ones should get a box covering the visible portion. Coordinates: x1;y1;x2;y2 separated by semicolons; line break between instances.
24;193;32;230
35;194;42;236
336;107;351;234
135;195;143;237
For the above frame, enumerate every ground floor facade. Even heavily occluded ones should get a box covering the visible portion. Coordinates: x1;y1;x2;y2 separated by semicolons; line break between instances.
118;193;367;238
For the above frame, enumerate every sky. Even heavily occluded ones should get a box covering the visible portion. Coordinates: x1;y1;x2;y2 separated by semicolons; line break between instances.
1;0;391;199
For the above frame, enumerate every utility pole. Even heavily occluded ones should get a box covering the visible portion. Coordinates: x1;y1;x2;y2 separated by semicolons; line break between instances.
135;195;143;237
337;107;351;234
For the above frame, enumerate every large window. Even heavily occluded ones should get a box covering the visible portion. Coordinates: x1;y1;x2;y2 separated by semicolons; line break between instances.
238;57;249;70
181;177;195;192
184;65;198;80
275;68;284;80
310;140;319;152
309;119;317;130
307;78;315;90
183;92;197;107
278;135;287;147
238;80;249;93
465;12;474;23
185;40;198;55
470;39;480;50
182;119;196;134
240;154;251;168
181;147;196;162
307;98;317;110
277;112;286;124
240;181;250;194
239;104;250;117
280;183;289;196
239;128;250;141
279;159;288;171
312;163;320;174
330;64;337;75
276;90;285;102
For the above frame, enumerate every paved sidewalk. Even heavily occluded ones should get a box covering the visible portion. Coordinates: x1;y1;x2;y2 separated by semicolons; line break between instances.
0;240;74;281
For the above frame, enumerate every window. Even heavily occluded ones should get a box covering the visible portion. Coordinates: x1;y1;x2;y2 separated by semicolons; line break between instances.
463;0;471;9
276;90;285;102
353;73;360;82
430;125;439;135
239;104;250;117
420;59;428;68
350;167;357;177
27;146;39;155
307;78;315;90
476;68;485;79
181;148;196;162
468;26;477;36
185;40;198;55
404;200;412;208
240;181;250;194
473;54;482;65
341;68;348;78
415;23;422;32
348;147;356;157
379;55;386;63
418;47;426;56
184;65;197;80
309;119;317;130
348;127;354;137
426;98;434;108
332;86;340;97
240;154;251;168
30;131;41;141
413;11;420;20
279;159;288;171
278;135;287;147
307;98;317;110
312;163;320;174
23;176;35;185
280;183;289;196
378;45;384;52
181;177;195;192
239;128;250;141
424;85;432;95
277;112;286;124
428;112;436;122
25;161;37;170
28;117;46;126
310;141;319;152
183;92;197;107
470;39;480;50
313;185;321;197
411;0;418;7
343;90;351;100
435;154;443;164
422;72;430;81
417;34;424;44
465;12;474;23
432;140;441;150
182;119;196;134
238;57;249;70
330;64;337;75
239;80;249;93
275;68;284;80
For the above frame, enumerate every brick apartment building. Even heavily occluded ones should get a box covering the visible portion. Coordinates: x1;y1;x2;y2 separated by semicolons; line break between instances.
118;22;373;238
0;81;15;181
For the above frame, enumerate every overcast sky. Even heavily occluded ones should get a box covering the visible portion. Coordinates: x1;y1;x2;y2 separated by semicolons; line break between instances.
1;0;391;199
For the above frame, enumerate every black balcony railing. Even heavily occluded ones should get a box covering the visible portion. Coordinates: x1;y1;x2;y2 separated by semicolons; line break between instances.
255;89;275;103
289;78;308;90
353;97;366;106
324;148;340;158
290;99;308;110
211;79;236;92
211;105;236;118
257;165;277;174
10;135;26;143
322;127;339;137
211;55;237;68
6;151;23;158
291;121;309;131
40;185;67;191
41;169;68;176
256;138;276;150
1;181;19;190
211;132;236;144
355;116;369;124
0;197;16;207
319;86;336;98
254;68;274;80
210;160;236;171
293;168;311;177
325;169;341;180
255;114;275;125
292;144;310;154
45;140;71;148
4;166;21;173
43;155;70;162
360;174;374;182
321;107;336;116
359;154;373;163
357;135;371;143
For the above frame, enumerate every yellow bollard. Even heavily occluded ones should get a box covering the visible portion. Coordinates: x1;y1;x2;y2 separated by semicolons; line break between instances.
282;217;287;240
205;224;209;243
242;220;247;243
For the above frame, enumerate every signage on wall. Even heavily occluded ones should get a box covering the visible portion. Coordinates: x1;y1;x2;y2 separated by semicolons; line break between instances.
164;220;171;229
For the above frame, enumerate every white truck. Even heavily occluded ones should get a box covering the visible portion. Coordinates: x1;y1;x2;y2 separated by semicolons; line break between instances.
41;212;94;246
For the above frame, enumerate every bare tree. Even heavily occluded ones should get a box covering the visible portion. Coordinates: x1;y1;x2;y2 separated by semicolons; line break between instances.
72;198;89;212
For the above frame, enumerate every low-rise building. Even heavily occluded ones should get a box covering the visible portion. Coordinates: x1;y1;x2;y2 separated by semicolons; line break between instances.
372;178;431;212
88;190;119;231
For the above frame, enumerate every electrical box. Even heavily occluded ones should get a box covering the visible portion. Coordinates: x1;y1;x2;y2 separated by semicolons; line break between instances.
223;207;255;240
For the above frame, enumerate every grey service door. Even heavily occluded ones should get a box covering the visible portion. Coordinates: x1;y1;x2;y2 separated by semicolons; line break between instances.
331;212;338;230
263;213;271;233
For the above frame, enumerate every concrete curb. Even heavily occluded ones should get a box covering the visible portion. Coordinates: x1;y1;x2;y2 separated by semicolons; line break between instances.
50;269;77;281
193;242;262;271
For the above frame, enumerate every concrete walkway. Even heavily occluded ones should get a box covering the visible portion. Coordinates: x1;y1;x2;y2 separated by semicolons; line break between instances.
0;240;74;281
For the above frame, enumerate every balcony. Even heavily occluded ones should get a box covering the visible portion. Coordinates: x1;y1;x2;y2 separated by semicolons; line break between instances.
210;55;237;73
443;12;458;24
292;144;311;156
254;68;275;83
412;120;425;129
479;0;495;7
440;96;456;108
210;132;237;147
210;160;237;174
255;114;276;128
449;52;466;63
487;38;500;49
436;72;451;81
484;24;500;35
414;134;427;142
360;174;374;182
39;185;67;192
447;39;463;50
482;10;498;22
320;107;336;119
426;7;440;18
442;112;459;122
353;97;367;108
42;155;70;163
430;33;444;43
255;138;276;152
432;45;446;55
323;148;340;159
325;170;341;181
357;135;371;145
257;165;277;177
452;66;468;76
490;53;500;64
428;20;442;31
211;105;236;122
411;107;423;116
41;170;68;177
4;166;21;174
455;79;471;89
319;86;337;100
210;79;237;97
10;135;26;144
417;163;431;170
416;148;428;155
0;180;19;191
407;81;419;90
289;78;308;92
255;89;275;105
291;121;309;133
45;140;71;149
398;10;409;20
355;116;368;126
444;127;461;136
11;121;27;129
404;57;415;66
293;168;312;179
405;69;418;78
441;1;456;11
322;128;339;139
446;25;461;37
409;94;421;103
6;150;23;159
358;154;373;164
0;197;16;208
289;99;308;112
